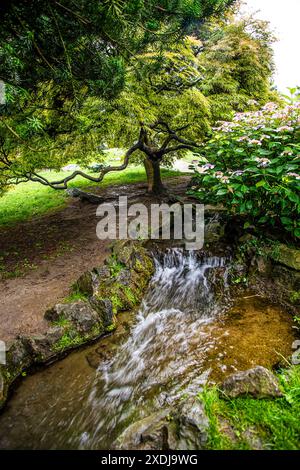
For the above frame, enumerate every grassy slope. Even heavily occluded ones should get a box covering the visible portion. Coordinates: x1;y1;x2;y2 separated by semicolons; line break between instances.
0;166;181;228
200;366;300;450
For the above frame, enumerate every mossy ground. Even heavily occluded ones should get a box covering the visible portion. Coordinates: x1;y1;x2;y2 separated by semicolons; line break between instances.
200;366;300;450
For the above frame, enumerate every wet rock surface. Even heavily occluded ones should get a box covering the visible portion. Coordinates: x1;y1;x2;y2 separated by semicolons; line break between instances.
115;397;209;451
176;397;209;450
46;301;102;333
115;410;172;450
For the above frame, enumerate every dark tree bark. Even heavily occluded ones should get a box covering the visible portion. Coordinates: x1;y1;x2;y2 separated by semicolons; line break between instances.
144;158;166;195
9;122;200;199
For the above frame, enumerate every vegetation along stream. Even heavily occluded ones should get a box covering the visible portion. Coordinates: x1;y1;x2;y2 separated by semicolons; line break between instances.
0;249;295;450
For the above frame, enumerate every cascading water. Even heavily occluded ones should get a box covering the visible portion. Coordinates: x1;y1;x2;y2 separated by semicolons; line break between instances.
0;249;231;449
78;249;229;449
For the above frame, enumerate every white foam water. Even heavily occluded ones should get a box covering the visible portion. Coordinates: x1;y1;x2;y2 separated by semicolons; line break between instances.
81;249;229;448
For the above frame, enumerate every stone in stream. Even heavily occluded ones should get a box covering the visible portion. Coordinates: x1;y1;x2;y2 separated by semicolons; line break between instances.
114;410;172;450
176;397;209;450
220;366;283;399
115;398;209;450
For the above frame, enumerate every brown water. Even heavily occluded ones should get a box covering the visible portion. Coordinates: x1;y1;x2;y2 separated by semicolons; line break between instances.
0;249;295;449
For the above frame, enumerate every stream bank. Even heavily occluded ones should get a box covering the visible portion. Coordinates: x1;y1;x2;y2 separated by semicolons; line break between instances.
0;240;155;410
0;233;299;449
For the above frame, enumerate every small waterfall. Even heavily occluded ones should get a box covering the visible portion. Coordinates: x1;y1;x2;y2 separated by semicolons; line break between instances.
81;249;229;449
0;246;295;451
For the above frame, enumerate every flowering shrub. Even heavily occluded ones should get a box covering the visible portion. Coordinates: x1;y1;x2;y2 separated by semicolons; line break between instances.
190;103;300;239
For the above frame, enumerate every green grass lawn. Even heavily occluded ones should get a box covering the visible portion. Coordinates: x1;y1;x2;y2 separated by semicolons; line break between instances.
0;166;182;228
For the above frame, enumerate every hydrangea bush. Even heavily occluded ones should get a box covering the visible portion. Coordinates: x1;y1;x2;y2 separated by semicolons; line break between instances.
190;102;300;240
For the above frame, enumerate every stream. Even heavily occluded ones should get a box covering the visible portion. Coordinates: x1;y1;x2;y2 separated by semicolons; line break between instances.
0;249;295;449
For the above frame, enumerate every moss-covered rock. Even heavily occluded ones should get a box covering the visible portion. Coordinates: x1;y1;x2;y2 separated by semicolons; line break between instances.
75;240;155;316
234;237;300;312
248;257;300;311
220;366;283;399
0;338;32;409
45;301;103;334
268;244;300;271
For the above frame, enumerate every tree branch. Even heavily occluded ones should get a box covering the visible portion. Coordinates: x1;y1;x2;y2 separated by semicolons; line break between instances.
27;133;143;190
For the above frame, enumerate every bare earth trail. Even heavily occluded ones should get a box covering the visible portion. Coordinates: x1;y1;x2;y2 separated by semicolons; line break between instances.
0;177;191;342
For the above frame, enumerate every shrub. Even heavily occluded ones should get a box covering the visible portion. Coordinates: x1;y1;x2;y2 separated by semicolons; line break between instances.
190;102;300;240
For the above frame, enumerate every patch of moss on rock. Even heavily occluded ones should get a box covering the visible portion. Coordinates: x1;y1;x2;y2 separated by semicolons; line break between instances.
75;240;154;317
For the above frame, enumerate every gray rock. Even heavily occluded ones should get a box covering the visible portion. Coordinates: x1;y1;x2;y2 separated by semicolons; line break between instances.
252;256;272;275
115;410;172;450
75;270;101;297
116;397;210;451
45;301;102;333
66;188;104;204
22;326;65;361
177;397;209;450
90;297;114;326
6;338;31;369
221;366;283;399
75;266;110;297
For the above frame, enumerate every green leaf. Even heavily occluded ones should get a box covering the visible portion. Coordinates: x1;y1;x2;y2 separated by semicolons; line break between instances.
216;189;228;196
258;216;268;223
286;191;299;204
281;216;292;226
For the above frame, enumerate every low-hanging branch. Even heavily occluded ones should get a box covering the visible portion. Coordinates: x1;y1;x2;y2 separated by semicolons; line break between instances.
1;122;201;192
28;139;142;190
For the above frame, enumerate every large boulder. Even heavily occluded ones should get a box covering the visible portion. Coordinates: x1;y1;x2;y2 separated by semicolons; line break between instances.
221;366;283;399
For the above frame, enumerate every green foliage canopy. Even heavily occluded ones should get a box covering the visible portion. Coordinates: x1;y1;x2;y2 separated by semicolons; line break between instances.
0;0;235;99
198;16;277;121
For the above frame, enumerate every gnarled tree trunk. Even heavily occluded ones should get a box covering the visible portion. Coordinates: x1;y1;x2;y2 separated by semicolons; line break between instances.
144;158;166;195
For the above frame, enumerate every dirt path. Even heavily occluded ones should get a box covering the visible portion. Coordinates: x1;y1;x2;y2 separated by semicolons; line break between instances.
0;177;191;342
